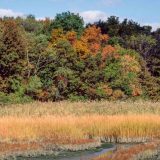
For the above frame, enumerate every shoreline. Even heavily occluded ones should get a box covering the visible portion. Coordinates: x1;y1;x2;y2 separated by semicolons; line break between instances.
0;138;159;160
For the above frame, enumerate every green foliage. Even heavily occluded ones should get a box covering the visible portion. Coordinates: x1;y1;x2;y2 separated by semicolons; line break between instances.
51;11;84;35
146;41;160;78
139;59;160;100
69;94;87;102
117;46;140;59
96;87;107;99
126;34;156;56
26;76;42;93
0;92;32;105
108;36;123;46
9;78;25;95
104;62;121;81
0;21;26;75
92;17;151;37
20;15;43;34
0;20;27;95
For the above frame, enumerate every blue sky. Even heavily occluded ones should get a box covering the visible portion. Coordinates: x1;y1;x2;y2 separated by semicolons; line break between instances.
0;0;160;30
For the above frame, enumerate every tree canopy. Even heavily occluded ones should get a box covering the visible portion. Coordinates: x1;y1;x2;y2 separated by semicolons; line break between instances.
0;12;159;104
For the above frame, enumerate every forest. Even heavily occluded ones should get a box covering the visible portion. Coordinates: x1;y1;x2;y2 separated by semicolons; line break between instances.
0;11;160;104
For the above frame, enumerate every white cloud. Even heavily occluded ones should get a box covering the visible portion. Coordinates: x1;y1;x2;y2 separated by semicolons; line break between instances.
144;23;160;31
101;0;121;6
36;17;46;21
80;10;108;23
0;8;23;18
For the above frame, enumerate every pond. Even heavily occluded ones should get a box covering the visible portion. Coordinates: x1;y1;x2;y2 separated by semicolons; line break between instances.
16;143;115;160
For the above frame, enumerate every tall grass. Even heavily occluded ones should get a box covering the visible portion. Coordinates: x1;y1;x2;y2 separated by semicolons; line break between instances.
0;115;159;143
0;100;159;158
0;101;160;117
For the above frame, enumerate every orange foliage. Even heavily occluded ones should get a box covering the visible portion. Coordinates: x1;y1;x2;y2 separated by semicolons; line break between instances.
65;31;77;45
80;25;109;55
82;25;109;44
102;45;117;60
130;84;142;97
50;28;65;46
90;43;101;55
50;26;114;60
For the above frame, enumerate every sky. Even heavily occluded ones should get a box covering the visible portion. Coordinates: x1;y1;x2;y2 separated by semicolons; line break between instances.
0;0;160;30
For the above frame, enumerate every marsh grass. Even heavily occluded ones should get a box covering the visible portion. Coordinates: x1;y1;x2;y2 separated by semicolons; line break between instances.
0;115;159;143
0;101;160;117
0;101;160;157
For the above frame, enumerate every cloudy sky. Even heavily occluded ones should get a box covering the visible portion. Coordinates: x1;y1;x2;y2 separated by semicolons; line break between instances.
0;0;160;30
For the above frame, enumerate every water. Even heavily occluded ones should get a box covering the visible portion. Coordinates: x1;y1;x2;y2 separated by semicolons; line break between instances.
16;143;115;160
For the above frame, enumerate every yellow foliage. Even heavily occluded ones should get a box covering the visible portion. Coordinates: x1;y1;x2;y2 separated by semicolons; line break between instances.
73;40;90;58
121;55;141;73
112;90;125;99
50;28;66;47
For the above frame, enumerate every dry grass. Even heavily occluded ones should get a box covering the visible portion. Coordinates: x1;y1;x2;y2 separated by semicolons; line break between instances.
0;142;40;154
0;101;160;117
0;115;159;143
0;101;160;157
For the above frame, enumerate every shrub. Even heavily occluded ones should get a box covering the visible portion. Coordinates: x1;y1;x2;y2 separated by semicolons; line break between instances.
0;92;32;105
69;94;87;102
112;89;125;99
26;76;42;98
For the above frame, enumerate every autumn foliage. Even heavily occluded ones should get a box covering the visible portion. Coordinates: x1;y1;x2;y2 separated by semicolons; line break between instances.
0;12;159;103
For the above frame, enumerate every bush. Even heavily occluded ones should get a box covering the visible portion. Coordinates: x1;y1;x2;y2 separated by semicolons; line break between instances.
26;76;42;98
69;94;87;102
0;92;32;105
112;90;125;100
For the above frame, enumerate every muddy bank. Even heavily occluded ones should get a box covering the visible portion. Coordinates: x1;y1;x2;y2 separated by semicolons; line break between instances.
0;138;159;160
133;147;160;160
93;140;160;160
0;140;102;159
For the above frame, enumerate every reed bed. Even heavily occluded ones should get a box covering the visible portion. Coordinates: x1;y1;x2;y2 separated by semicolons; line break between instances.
0;101;160;158
0;115;159;143
0;101;160;117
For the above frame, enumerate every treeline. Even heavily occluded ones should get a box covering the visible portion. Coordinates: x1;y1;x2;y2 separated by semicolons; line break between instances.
0;12;159;104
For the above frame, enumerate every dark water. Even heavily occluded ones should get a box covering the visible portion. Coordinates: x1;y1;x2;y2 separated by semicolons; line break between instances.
16;143;115;160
